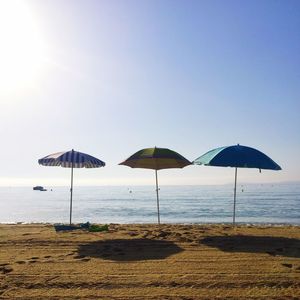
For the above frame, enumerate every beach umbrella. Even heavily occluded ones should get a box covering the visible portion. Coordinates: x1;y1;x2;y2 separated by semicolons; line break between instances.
193;144;281;225
38;149;105;224
119;147;191;225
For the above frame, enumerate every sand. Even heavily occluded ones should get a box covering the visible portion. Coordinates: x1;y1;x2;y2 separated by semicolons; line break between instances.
0;223;300;299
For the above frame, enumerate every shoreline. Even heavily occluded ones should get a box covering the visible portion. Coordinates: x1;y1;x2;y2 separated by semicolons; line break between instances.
1;221;300;226
1;223;300;298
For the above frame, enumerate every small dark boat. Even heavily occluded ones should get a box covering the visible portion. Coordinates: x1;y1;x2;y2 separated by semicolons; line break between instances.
33;186;47;191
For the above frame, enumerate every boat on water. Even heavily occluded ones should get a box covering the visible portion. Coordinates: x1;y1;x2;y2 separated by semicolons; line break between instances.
33;186;47;191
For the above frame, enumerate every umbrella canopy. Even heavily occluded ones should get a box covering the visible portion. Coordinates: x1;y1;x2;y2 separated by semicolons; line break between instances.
193;144;281;225
119;147;191;170
194;145;281;170
38;149;105;224
119;147;191;224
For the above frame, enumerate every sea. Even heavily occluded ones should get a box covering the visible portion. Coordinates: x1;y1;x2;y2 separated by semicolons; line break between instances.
0;183;299;225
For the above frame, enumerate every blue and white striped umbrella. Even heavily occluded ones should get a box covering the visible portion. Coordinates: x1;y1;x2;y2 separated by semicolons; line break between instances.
38;149;105;224
38;150;105;168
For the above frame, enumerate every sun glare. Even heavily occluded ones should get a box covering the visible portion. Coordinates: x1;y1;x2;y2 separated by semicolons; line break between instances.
0;0;46;92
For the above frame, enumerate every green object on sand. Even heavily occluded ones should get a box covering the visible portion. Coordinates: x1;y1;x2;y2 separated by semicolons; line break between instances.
88;224;109;232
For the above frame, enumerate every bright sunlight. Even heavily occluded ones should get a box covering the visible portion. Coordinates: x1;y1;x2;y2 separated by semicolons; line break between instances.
0;0;46;92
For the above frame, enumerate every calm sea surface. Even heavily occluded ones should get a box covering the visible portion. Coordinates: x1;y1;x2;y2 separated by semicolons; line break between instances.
0;183;299;224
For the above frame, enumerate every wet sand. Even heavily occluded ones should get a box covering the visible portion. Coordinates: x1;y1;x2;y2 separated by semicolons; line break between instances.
0;224;300;299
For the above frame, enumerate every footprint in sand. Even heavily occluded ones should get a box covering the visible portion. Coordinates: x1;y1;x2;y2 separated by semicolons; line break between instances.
26;256;40;264
0;265;13;274
74;255;86;259
15;261;26;264
141;233;150;239
128;231;139;237
74;255;91;261
0;263;9;267
282;263;293;268
43;255;52;259
222;226;231;230
81;258;90;262
157;231;169;238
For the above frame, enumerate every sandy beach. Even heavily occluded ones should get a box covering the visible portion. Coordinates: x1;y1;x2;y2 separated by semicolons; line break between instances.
0;224;300;299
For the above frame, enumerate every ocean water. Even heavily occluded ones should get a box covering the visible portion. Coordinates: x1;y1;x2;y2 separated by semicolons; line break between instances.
0;183;299;224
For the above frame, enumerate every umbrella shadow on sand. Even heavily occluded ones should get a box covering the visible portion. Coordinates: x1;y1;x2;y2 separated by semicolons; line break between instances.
78;239;183;261
201;235;300;258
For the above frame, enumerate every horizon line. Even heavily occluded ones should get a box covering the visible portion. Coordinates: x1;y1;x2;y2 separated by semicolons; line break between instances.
1;180;299;188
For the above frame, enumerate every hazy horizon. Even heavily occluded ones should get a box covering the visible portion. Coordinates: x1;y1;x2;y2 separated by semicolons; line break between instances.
1;181;299;188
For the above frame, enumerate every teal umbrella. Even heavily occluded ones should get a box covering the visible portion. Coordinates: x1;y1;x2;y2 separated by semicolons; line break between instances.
193;144;281;225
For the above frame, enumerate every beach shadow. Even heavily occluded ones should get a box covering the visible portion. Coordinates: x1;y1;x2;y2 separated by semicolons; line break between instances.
201;235;300;258
78;238;183;261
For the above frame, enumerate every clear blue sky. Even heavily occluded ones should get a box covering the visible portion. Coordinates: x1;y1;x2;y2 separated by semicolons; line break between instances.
0;0;299;186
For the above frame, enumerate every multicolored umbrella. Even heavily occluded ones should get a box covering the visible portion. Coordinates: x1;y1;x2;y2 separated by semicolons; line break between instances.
38;149;105;224
119;147;191;224
193;144;281;225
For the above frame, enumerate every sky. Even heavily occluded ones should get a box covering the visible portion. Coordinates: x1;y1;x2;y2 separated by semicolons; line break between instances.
0;0;299;187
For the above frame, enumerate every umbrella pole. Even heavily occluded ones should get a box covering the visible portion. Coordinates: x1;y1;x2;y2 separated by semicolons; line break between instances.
233;167;238;226
69;162;74;225
155;170;161;225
